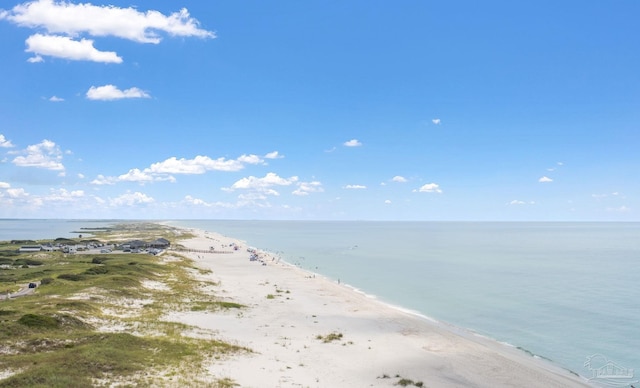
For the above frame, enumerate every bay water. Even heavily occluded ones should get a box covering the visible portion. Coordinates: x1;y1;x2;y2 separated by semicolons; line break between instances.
2;219;638;381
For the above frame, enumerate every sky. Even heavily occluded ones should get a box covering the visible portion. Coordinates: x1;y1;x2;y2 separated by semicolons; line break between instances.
0;0;639;221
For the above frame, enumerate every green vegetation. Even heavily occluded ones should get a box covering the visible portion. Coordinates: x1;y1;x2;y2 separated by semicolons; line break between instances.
316;332;344;343
395;378;425;387
0;223;247;387
379;374;425;387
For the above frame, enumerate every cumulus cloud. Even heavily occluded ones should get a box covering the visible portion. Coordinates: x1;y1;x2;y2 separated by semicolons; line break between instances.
593;192;624;200
91;153;263;185
391;176;407;183
149;155;247;174
508;200;535;206
237;154;265;165
264;151;284;159
90;174;116;185
0;182;10;189
0;134;14;148
110;191;154;207
343;139;362;147
184;195;212;207
606;205;631;213
118;168;175;184
416;183;442;193
44;188;84;202
117;168;157;183
225;172;299;195
344;184;366;190
12;139;65;171
6;187;29;199
292;181;323;196
49;95;64;102
25;33;122;63
1;0;215;44
432;118;441;125
538;176;553;183
86;84;150;100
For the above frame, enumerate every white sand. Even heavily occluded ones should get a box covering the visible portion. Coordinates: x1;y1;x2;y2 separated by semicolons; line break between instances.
166;228;589;387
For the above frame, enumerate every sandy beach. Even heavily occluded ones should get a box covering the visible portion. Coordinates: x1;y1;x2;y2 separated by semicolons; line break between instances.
167;227;590;387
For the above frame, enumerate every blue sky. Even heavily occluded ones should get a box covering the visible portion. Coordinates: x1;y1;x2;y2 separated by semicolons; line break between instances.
0;0;638;220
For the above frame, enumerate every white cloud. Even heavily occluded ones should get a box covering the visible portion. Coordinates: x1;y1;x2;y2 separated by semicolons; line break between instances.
27;54;44;63
184;195;212;207
1;0;215;44
110;191;154;207
538;176;553;183
416;183;442;193
148;155;245;174
343;139;362;147
86;84;150;100
117;168;156;183
0;134;14;148
0;182;10;189
49;95;64;102
6;187;29;199
12;139;65;171
508;200;535;206
344;184;366;190
264;151;284;159
91;153;262;186
592;192;624;200
226;172;299;194
91;174;116;185
432;118;441;125
237;154;264;165
384;199;391;204
606;205;631;213
25;33;122;63
292;181;323;196
391;175;407;183
43;188;84;202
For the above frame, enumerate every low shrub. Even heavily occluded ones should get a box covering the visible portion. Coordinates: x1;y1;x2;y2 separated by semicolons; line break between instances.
58;273;85;281
17;313;59;329
84;266;108;275
14;258;44;266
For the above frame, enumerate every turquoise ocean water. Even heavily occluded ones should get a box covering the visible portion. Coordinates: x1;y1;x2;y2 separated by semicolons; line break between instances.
2;219;638;382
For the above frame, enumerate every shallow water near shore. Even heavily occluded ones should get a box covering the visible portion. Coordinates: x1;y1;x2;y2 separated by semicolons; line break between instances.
2;219;638;382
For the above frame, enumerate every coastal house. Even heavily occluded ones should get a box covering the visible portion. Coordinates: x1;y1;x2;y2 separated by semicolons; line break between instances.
123;240;147;250
149;238;170;249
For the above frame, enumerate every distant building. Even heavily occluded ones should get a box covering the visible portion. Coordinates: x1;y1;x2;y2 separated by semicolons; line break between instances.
149;238;170;249
18;246;42;253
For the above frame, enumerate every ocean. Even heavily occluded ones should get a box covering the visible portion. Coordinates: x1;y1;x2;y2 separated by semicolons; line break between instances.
2;219;638;383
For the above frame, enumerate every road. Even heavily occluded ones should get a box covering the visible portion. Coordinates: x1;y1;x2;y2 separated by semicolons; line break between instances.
0;282;38;300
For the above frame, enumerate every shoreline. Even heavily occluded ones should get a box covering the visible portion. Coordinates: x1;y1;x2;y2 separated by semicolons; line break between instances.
169;226;590;387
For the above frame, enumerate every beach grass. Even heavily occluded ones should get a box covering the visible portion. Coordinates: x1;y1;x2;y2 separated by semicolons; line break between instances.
0;223;248;387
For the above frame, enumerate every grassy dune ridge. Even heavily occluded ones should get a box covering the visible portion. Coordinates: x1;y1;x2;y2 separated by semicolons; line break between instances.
0;223;248;387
